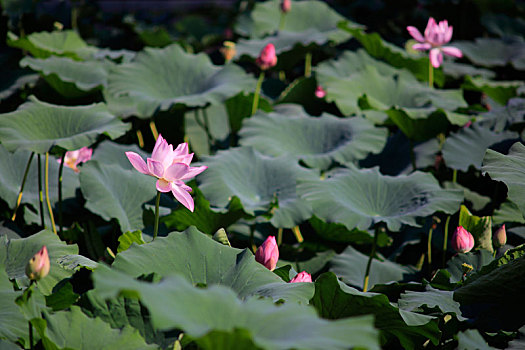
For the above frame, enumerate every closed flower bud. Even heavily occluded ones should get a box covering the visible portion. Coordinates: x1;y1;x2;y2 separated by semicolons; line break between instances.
255;236;279;271
256;43;277;70
25;246;50;281
451;226;475;253
289;271;312;283
220;41;236;62
315;86;326;98
493;224;507;248
280;0;291;13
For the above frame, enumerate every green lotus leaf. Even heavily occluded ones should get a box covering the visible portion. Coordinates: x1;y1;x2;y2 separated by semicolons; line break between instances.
455;38;525;70
111;227;313;303
482;142;525;220
446;250;495;283
235;0;354;44
462;76;523;105
442;61;495;80
399;286;466;321
239;105;388;169
33;306;155;350
442;123;518;171
298;165;463;231
311;273;440;350
93;264;380;350
91;140;148;170
198;147;318;228
456;330;493;350
79;161;157;233
0;229;78;295
0;96;129;154
479;98;525;132
493;200;525;225
107;44;255;117
0;61;38;101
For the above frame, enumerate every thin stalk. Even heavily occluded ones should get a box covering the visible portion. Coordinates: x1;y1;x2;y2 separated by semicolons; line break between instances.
58;153;65;235
149;120;159;141
28;320;33;350
291;226;304;243
71;4;78;30
427;225;434;266
45;153;57;235
37;155;45;227
11;152;34;221
277;228;283;246
250;225;256;253
363;226;380;292
428;59;434;88
153;191;161;241
304;52;312;78
442;169;457;266
136;130;145;148
251;72;265;115
279;70;286;81
278;13;286;31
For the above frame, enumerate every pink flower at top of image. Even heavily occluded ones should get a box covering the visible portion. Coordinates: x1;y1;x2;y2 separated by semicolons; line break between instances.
59;147;93;173
406;17;462;68
289;271;312;283
315;86;326;98
256;43;277;70
255;236;279;271
451;226;475;253
125;134;207;212
280;0;291;13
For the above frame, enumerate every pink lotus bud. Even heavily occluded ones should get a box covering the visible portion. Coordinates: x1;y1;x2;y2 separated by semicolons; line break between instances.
256;43;277;70
25;246;50;281
255;236;279;271
59;147;93;173
315;86;326;98
280;0;291;13
289;271;312;283
451;226;475;253
493;224;506;248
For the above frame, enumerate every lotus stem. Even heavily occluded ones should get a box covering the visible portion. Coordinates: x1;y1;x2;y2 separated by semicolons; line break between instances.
149;120;159;141
277;227;283;245
45;153;57;235
37;155;45;227
58;152;65;235
278;13;286;31
11;152;34;221
136;130;145;148
428;59;433;88
304;52;312;78
251;72;265;115
363;226;380;292
427;225;434;266
71;4;78;30
442;169;457;266
28;320;33;350
153;191;161;241
292;226;304;243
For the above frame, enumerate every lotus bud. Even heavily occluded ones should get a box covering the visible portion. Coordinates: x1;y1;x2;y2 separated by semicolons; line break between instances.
280;0;291;13
220;41;236;63
255;236;279;271
493;224;507;248
451;226;475;253
289;271;312;283
25;246;50;281
256;43;277;70
315;86;326;98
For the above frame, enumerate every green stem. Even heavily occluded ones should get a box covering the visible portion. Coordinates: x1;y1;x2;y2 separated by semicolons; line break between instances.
442;169;457;266
58;153;65;235
363;226;380;292
12;152;34;221
45;153;57;235
249;225;256;253
153;191;161;241
428;59;434;88
251;72;265;115
277;228;283;246
71;4;78;30
28;320;33;350
149;120;159;141
38;155;45;227
427;225;434;266
304;52;312;78
452;169;457;183
278;12;286;31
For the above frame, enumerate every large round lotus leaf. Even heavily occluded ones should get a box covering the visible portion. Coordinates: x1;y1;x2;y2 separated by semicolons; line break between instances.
461;76;523;106
399;286;465;321
478;98;525;132
112;227;313;303
482;142;525;220
0;96;129;154
91;140;148;170
298;165;463;231
442;124;518;171
198;147;318;228
235;0;354;44
93;265;380;350
455;38;525;70
239;105;388;169
0;229;78;295
107;44;255;117
79;161;157;233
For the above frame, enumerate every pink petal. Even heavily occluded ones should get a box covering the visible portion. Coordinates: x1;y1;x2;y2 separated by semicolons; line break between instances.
77;147;93;164
424;17;437;39
164;163;190;182
444;25;453;43
430;48;443;68
406;26;425;42
151;134;173;166
173;142;189;156
173;153;194;166
441;46;462;58
126;152;149;175
412;43;432;51
147;158;164;178
179;165;208;181
156;178;172;192
171;184;194;212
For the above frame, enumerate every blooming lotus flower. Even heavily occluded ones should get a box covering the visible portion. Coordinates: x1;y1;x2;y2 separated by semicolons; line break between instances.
125;134;207;212
26;246;50;281
256;43;277;70
289;271;312;283
493;224;506;248
59;147;93;173
406;17;462;68
451;226;475;253
315;86;326;98
280;0;291;13
255;236;279;271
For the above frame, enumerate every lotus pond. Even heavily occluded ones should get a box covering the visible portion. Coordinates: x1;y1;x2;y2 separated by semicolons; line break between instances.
0;0;524;349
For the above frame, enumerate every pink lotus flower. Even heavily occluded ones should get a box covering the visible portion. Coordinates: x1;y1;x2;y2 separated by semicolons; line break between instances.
406;17;462;68
26;246;50;281
59;147;93;173
125;134;207;212
255;236;279;271
493;224;506;248
451;226;475;253
315;86;326;98
280;0;291;13
289;271;312;283
256;43;277;70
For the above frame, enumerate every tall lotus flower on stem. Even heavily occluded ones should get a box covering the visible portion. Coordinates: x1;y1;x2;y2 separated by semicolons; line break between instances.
451;226;475;253
279;0;291;30
252;44;277;116
126;134;207;240
406;18;462;87
255;236;279;271
289;271;312;283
